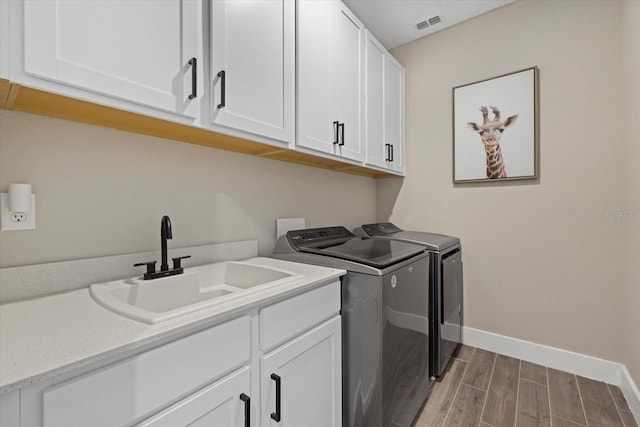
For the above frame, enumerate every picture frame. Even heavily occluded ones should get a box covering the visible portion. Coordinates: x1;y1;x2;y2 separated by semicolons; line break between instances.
452;66;539;183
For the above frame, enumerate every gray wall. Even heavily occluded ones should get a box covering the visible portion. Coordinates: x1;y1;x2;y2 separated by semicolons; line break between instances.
381;0;637;380
623;0;640;387
0;110;377;267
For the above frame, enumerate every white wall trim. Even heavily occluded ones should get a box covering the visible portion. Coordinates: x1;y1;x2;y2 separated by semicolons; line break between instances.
621;365;640;423
463;326;640;422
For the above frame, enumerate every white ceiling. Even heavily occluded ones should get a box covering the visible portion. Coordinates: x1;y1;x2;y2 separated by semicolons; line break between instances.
343;0;516;49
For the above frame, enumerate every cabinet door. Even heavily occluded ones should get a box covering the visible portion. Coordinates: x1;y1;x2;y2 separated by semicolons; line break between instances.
0;0;8;80
384;54;405;173
37;316;250;427
211;0;294;143
364;31;405;173
297;0;334;154
297;0;363;161
23;0;203;118
364;31;387;168
139;366;251;427
261;316;341;427
332;2;364;161
0;390;19;427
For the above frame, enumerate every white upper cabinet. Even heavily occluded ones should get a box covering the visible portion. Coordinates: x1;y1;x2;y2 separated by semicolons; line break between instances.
297;0;364;162
20;0;203;118
5;0;405;175
364;31;405;174
0;0;9;79
210;0;295;144
384;53;405;173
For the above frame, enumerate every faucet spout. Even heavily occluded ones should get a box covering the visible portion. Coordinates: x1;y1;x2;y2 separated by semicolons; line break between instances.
160;215;172;271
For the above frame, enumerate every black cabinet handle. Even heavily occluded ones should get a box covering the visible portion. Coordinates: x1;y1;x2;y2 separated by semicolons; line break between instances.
385;144;391;161
270;373;281;422
339;123;345;146
240;393;250;427
217;70;226;109
188;57;197;100
385;143;394;161
333;121;339;145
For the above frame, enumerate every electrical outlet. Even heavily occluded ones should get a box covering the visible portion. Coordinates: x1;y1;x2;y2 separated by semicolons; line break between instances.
0;193;36;231
11;212;27;223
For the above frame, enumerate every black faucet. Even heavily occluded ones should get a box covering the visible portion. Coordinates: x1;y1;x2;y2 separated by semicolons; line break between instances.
134;215;191;280
160;215;172;272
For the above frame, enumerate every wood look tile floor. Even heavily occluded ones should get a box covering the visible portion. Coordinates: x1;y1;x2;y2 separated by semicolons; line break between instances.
415;345;638;427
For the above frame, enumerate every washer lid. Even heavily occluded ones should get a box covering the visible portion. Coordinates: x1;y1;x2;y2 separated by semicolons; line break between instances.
300;236;425;269
361;223;460;251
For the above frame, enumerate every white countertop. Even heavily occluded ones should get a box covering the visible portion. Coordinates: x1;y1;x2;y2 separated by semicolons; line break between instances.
0;257;345;394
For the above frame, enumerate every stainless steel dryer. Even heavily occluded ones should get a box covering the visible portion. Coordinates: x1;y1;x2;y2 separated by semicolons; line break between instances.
273;226;432;427
354;223;463;378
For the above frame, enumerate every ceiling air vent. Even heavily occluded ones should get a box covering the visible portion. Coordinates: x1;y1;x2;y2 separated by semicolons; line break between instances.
415;20;429;31
415;15;442;31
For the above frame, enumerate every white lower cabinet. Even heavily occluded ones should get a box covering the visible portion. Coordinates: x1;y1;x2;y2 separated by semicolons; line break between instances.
0;390;19;426
140;366;251;427
35;316;251;427
14;281;341;427
261;317;341;427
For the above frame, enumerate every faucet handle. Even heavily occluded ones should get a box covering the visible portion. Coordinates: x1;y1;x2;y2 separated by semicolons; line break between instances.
172;255;191;270
134;261;157;279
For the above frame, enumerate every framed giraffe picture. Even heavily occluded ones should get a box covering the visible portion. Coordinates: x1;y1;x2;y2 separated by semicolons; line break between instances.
453;66;539;183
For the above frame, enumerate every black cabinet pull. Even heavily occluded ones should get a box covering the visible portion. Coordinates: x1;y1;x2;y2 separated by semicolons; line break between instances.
385;143;394;161
333;121;339;145
217;70;226;109
339;123;345;146
188;57;197;100
240;393;250;427
270;373;281;422
385;143;391;161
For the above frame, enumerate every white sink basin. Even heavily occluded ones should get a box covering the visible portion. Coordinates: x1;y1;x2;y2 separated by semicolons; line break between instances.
90;261;303;324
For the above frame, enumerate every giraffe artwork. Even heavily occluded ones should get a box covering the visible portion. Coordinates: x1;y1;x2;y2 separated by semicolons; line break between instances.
467;106;518;179
453;67;538;183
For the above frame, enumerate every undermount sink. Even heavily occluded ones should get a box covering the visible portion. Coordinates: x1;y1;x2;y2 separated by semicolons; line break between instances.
90;260;303;324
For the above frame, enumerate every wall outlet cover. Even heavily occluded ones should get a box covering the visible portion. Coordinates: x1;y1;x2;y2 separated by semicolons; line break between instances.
0;193;36;231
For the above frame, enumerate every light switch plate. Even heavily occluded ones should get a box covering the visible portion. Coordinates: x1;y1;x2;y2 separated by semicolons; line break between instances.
0;193;36;231
276;218;305;238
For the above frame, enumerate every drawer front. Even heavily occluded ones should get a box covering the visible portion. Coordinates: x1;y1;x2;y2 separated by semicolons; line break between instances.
42;316;251;427
260;281;341;351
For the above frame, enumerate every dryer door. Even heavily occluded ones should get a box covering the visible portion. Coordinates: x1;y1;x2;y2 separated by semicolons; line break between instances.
439;249;463;375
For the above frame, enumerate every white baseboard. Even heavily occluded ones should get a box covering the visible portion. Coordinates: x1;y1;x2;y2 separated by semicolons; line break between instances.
621;365;640;423
462;326;640;422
